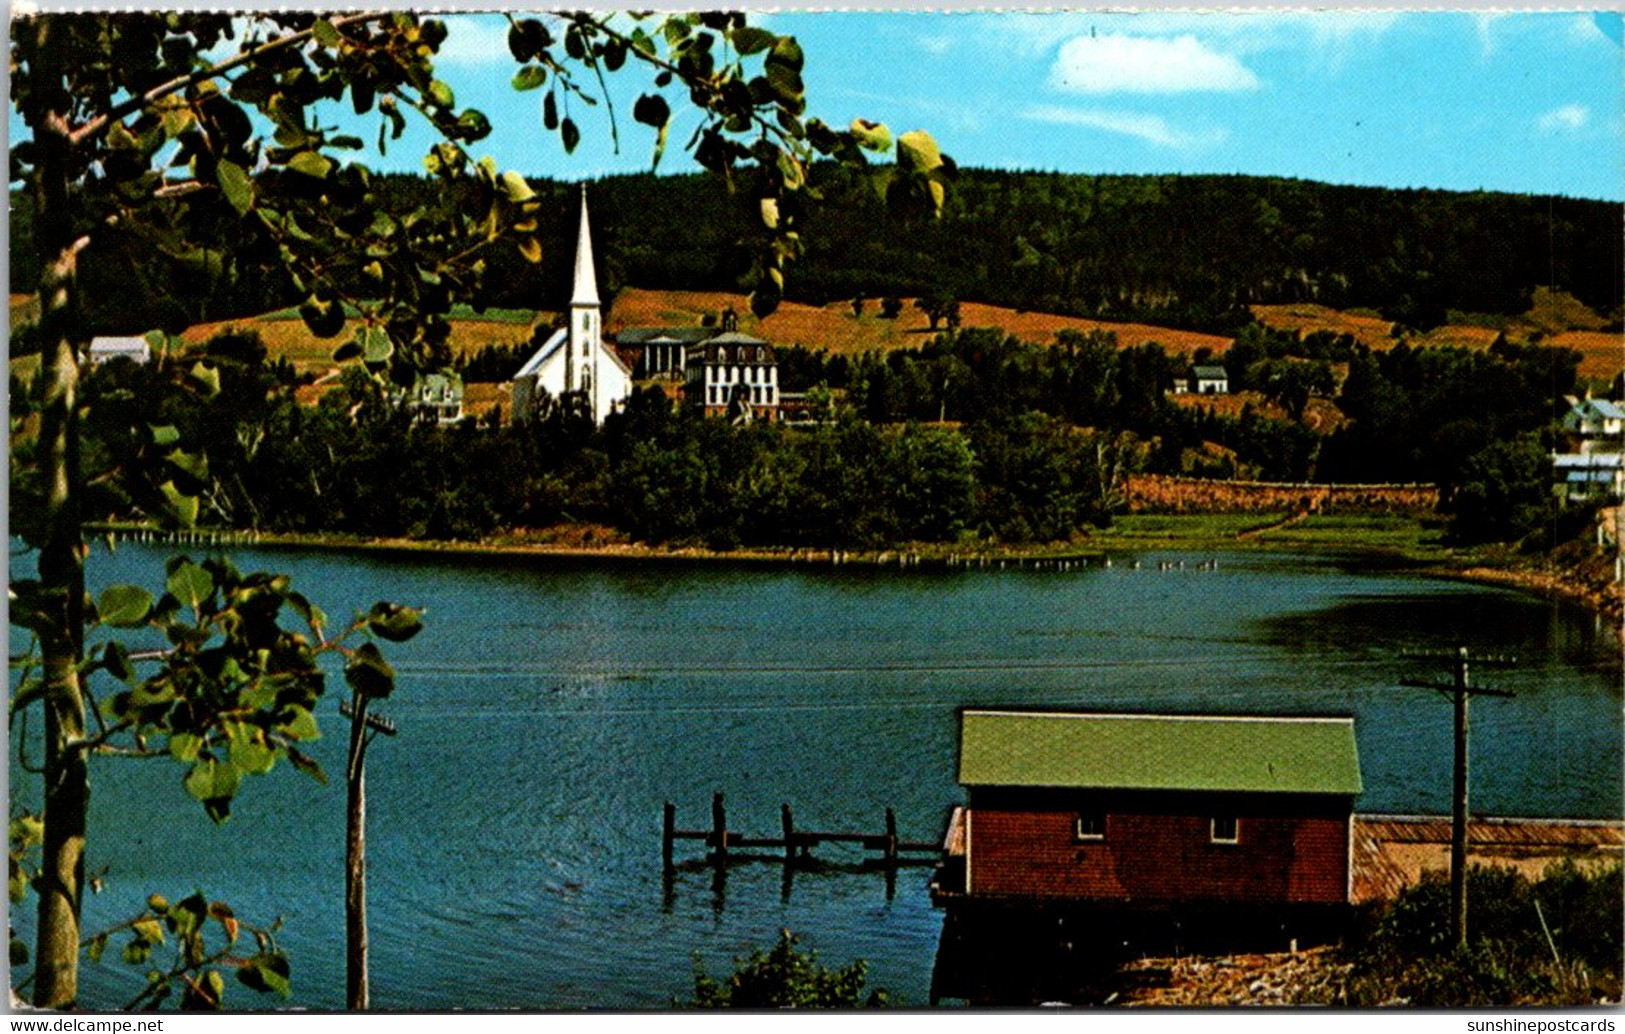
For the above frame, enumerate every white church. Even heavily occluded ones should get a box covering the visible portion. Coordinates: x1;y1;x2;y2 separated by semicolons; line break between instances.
510;188;633;425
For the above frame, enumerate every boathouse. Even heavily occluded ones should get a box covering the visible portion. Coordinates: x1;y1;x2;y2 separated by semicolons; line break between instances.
943;709;1362;906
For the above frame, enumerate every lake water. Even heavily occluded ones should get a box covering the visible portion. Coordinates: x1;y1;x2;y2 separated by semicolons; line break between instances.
9;542;1621;1009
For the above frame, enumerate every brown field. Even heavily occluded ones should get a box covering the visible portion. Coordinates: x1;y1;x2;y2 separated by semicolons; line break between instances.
608;287;1232;357
1169;392;1347;435
1255;289;1622;383
1549;330;1624;382
1251;303;1394;349
181;313;546;375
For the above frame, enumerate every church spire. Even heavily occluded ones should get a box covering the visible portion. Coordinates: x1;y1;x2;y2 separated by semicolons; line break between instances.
571;184;600;308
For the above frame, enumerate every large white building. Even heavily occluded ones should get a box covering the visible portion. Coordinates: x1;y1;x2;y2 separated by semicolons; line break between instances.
511;188;632;425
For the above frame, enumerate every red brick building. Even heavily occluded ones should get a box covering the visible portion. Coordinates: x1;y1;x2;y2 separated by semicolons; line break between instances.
945;709;1362;906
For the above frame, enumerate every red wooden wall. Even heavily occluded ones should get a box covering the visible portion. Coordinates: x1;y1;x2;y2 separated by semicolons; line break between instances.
966;795;1350;904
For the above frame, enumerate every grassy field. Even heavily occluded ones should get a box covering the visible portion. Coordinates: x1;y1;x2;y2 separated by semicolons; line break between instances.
179;310;545;375
1097;512;1446;556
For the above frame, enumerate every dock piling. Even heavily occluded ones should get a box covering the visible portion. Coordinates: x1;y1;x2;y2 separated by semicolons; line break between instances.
711;791;728;866
662;801;676;874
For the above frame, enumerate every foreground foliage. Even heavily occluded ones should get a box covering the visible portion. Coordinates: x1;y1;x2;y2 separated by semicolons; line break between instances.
689;930;886;1008
1343;862;1623;1007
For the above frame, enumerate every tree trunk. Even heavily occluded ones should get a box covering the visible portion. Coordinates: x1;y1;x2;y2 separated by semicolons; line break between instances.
23;15;92;1009
345;703;370;1010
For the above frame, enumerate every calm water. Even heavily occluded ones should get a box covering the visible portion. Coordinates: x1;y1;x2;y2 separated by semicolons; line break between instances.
9;542;1621;1009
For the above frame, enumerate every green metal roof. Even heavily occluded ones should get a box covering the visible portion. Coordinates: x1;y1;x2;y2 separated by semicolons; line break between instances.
959;710;1362;795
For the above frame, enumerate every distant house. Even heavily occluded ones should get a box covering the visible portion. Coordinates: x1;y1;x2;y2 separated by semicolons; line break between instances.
941;709;1361;908
613;326;711;379
403;371;464;425
1553;397;1625;502
1192;365;1229;395
684;327;780;422
1553;452;1625;504
86;335;151;366
1561;396;1625;454
510;188;633;425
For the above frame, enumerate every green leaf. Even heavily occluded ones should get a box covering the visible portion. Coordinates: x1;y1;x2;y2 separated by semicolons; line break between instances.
102;641;134;683
518;236;542;264
287;151;333;178
238;953;292;998
730;26;776;55
280;707;320;742
167;562;214;610
849;119;891;153
132;918;165;946
121;939;152;966
216;159;253;216
286;592;326;633
360;325;393;364
97;585;152;628
499;170;535;203
168;732;203;763
767;35;805;73
229;734;277;776
9;814;43;848
896;129;943;173
149;424;181;446
170;893;207;940
189;362;221;397
560;117;580;154
512;65;547;91
183;759;241;822
166;449;209;480
633;94;670;129
8;937;26;967
312;18;341;47
543;91;559;131
427;79;456;109
160;482;199;529
366;601;424;642
344;642;395;699
85;934;106;963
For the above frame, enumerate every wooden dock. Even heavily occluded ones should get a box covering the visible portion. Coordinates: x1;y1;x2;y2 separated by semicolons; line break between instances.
662;793;940;873
1351;814;1623;904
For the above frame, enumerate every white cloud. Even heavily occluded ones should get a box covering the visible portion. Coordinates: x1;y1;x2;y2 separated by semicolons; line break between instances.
1537;105;1590;133
1022;104;1227;150
1048;34;1260;95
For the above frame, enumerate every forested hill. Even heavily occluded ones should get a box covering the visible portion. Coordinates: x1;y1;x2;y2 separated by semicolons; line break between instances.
12;168;1621;337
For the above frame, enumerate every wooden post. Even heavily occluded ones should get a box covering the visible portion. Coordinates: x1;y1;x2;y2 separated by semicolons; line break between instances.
345;699;371;1011
781;803;796;867
1399;646;1515;953
711;791;727;866
1450;647;1470;951
662;802;676;874
884;807;899;868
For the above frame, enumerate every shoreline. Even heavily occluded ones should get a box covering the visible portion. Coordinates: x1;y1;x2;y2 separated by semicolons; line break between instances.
85;521;1622;630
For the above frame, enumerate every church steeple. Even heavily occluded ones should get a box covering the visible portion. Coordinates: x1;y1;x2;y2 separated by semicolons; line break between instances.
571;184;600;308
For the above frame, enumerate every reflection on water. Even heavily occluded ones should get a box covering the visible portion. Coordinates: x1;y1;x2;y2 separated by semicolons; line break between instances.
8;543;1620;1009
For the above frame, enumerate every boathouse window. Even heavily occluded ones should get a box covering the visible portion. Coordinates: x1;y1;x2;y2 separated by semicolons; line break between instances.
1074;813;1106;841
1211;817;1239;844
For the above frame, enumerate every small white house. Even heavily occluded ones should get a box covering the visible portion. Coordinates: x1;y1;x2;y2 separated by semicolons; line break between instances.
1193;365;1229;395
510;188;633;425
1562;397;1625;454
86;336;152;366
404;372;464;425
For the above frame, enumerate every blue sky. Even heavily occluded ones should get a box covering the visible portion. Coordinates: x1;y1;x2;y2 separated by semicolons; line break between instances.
13;10;1623;200
392;9;1623;201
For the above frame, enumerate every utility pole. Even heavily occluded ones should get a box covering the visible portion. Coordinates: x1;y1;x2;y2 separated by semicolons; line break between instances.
342;696;398;1010
1400;646;1515;950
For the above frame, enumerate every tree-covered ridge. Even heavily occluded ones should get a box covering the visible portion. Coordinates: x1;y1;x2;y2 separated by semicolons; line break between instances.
12;169;1619;340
